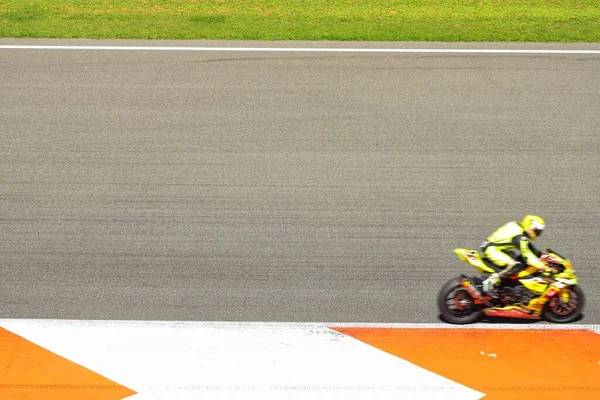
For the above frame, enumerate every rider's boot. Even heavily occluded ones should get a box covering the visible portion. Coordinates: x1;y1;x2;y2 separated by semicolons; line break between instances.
482;273;501;298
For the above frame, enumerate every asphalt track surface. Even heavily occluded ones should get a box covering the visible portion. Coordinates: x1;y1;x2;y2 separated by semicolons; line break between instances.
1;40;599;324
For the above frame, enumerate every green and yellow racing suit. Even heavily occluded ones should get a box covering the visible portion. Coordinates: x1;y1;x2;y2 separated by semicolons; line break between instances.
482;221;545;278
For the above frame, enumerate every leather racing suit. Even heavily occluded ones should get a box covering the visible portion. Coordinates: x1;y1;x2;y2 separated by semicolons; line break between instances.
480;221;547;295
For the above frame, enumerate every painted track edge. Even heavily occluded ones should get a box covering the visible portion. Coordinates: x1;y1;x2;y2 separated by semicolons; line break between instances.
0;319;598;330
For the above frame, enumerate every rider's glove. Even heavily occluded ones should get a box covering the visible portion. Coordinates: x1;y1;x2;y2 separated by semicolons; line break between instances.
539;254;554;275
540;264;559;275
540;264;551;274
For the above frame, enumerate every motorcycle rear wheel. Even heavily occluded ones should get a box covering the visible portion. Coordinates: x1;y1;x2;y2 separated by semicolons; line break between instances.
438;277;483;324
542;285;585;323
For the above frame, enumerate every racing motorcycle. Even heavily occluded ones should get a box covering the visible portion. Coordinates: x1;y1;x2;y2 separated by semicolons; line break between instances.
438;247;584;324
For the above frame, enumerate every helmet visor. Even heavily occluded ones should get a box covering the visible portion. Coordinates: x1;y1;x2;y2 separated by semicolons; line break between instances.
530;221;545;238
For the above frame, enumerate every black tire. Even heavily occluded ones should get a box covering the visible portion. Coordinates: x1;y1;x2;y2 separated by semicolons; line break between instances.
542;285;585;323
438;277;483;324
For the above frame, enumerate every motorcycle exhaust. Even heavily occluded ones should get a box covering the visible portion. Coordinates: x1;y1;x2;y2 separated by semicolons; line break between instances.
459;278;493;307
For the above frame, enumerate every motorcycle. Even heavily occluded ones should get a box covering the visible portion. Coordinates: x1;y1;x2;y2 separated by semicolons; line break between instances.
438;247;585;324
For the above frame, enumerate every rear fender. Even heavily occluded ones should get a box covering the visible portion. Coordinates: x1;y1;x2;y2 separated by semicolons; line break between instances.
454;248;496;274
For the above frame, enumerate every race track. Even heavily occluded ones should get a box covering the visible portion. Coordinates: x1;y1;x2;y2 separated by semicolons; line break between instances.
1;39;599;324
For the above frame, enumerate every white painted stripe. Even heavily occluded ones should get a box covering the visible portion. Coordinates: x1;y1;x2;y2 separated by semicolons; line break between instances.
1;45;600;54
2;319;597;331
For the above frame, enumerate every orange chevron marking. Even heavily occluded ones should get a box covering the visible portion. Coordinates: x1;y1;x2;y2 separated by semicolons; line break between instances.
0;327;136;400
332;327;600;400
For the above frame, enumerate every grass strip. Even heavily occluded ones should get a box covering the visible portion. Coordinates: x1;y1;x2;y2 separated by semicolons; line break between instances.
1;0;599;42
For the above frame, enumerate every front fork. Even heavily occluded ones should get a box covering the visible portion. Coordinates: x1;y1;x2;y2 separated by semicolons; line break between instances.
526;283;570;315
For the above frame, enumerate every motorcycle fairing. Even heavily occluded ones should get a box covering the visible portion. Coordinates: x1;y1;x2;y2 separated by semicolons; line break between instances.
453;248;496;274
482;304;540;319
453;248;578;319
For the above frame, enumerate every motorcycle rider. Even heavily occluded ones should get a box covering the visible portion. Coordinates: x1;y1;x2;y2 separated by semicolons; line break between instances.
480;215;555;298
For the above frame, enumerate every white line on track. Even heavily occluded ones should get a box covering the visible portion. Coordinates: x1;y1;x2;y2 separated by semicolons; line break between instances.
1;45;600;54
2;319;598;331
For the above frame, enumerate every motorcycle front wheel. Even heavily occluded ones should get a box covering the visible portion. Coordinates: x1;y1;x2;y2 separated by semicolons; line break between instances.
438;277;483;324
542;285;585;323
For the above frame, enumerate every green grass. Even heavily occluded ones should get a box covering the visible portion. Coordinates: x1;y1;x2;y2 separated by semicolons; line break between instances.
1;0;599;42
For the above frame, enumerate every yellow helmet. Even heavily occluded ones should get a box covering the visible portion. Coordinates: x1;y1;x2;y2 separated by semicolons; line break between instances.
521;215;545;240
